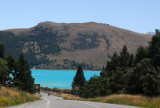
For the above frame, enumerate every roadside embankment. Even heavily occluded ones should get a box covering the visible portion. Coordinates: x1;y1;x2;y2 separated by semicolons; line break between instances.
0;86;40;107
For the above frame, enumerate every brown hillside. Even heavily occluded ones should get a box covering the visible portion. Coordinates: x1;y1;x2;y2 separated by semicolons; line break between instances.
5;21;152;70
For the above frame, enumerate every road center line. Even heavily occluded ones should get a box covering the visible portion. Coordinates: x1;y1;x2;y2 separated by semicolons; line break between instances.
75;101;99;107
43;96;50;107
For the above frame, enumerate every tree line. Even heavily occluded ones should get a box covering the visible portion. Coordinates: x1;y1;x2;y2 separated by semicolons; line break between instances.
0;44;34;93
72;29;160;98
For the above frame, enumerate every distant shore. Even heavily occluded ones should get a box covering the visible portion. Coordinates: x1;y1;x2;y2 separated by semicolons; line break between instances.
31;68;101;72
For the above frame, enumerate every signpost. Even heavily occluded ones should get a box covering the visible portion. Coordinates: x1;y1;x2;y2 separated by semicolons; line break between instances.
34;84;40;93
73;85;80;95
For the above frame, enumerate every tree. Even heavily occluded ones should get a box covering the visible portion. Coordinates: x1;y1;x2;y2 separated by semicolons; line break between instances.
17;54;35;93
0;43;5;59
80;75;101;98
72;65;86;88
0;58;8;85
148;29;160;69
127;59;160;96
128;54;134;67
7;55;16;81
119;45;130;69
135;46;148;64
107;52;119;71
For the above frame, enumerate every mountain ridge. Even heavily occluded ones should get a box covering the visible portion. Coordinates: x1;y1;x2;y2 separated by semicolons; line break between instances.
0;21;152;70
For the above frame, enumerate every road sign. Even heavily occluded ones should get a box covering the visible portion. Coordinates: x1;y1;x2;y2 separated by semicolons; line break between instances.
34;84;40;93
75;86;79;91
73;85;80;95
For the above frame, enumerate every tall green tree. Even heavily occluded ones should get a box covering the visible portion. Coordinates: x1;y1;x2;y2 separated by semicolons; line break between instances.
107;52;119;71
119;45;130;69
0;43;5;59
7;55;16;80
72;65;86;88
135;46;148;64
0;58;8;85
148;29;160;69
18;54;35;93
128;54;134;67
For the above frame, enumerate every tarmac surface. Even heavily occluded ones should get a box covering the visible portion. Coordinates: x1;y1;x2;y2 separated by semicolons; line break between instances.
8;92;140;108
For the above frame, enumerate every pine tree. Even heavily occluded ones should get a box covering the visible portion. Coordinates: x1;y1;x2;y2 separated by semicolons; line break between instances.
12;61;20;86
128;54;134;67
148;29;160;68
0;58;8;85
0;43;5;59
119;45;130;70
135;46;148;64
107;52;119;71
72;65;86;88
7;55;16;80
18;54;35;93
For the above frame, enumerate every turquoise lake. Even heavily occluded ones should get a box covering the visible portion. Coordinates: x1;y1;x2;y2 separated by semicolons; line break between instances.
32;70;100;89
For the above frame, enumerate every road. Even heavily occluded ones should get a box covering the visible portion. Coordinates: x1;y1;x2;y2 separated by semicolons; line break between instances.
8;92;140;108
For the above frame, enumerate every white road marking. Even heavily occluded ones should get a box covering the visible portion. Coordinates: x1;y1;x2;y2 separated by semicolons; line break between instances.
75;101;99;107
43;96;50;107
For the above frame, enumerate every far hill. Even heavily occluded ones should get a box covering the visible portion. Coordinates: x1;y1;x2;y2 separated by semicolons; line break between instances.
0;21;152;70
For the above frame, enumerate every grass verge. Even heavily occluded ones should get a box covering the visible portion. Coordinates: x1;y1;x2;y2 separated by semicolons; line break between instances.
0;86;40;107
46;90;160;108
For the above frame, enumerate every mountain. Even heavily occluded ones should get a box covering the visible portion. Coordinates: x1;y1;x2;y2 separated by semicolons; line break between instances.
146;32;155;35
0;21;152;70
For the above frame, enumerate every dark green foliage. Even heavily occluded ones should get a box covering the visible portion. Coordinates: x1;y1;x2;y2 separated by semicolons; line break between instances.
72;32;99;50
128;54;134;67
81;30;160;98
0;43;35;93
119;45;130;69
106;52;119;71
7;55;16;74
148;29;160;68
127;59;160;96
0;43;5;59
72;65;86;89
80;76;101;98
0;31;101;70
135;46;148;64
0;32;21;59
17;54;35;93
0;58;8;85
0;30;61;68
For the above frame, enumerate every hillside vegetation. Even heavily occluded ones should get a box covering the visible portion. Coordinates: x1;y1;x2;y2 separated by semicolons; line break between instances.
74;29;160;98
62;29;160;108
0;42;38;107
0;21;151;70
0;86;39;107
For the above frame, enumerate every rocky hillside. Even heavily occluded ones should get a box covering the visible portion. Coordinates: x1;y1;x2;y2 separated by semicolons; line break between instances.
0;21;152;70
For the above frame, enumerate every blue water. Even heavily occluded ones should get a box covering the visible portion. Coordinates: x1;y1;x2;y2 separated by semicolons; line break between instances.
32;70;100;89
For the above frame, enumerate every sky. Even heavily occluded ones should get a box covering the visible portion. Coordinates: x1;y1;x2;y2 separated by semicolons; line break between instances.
0;0;159;33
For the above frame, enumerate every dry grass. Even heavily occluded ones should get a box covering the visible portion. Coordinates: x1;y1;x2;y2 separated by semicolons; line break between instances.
47;90;160;108
0;86;40;107
99;94;160;108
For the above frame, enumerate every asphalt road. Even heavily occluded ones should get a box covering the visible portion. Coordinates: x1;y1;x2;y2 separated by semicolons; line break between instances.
8;92;140;108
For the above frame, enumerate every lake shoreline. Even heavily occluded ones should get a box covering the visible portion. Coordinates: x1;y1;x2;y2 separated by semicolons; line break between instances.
31;68;101;72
